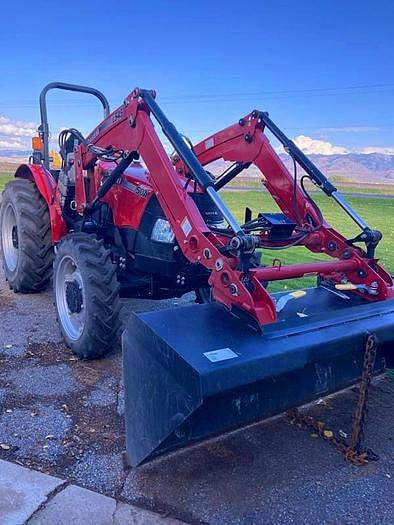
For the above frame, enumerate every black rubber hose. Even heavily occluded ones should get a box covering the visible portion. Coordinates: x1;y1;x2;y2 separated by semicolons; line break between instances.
89;152;136;208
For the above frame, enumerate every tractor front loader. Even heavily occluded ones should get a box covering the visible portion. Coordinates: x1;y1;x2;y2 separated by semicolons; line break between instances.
1;82;393;466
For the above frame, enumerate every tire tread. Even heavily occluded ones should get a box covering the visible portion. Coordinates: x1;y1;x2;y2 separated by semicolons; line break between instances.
54;232;122;360
1;179;53;292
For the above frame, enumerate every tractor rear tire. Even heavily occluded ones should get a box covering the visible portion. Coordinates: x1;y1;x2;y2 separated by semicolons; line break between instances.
53;233;122;360
0;179;53;292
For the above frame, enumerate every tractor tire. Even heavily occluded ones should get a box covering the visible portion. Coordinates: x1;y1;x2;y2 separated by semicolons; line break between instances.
0;179;53;292
53;233;122;360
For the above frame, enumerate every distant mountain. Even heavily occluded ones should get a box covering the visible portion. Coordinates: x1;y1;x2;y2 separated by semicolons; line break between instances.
293;153;394;183
207;153;394;184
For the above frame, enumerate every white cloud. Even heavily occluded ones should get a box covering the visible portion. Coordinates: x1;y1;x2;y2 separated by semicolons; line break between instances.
0;116;59;153
0;116;37;152
0;139;26;149
355;146;394;155
292;135;350;155
282;135;394;156
0;116;36;138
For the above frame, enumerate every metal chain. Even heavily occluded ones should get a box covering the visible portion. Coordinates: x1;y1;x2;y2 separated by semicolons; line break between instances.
286;333;378;466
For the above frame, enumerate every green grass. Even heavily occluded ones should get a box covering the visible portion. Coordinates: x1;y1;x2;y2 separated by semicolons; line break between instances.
222;191;394;292
0;172;13;192
226;178;394;195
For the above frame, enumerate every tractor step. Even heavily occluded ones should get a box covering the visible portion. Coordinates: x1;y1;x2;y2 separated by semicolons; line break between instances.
123;287;394;466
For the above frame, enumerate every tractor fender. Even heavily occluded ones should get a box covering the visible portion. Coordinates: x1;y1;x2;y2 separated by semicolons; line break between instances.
14;164;67;243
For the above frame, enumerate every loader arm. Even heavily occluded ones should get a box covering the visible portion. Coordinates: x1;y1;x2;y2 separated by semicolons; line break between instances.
187;112;393;298
75;89;278;327
73;88;393;330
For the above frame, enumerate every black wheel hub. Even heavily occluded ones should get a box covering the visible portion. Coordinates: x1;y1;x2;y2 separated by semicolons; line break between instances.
11;225;18;249
65;280;83;314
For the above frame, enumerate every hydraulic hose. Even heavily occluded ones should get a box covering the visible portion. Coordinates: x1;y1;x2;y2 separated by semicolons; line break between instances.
88;152;136;209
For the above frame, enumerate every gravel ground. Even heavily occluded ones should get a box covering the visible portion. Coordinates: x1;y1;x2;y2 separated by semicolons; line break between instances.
0;264;394;524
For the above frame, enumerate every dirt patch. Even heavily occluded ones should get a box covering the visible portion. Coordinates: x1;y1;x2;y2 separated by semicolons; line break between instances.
0;339;124;486
0;286;15;311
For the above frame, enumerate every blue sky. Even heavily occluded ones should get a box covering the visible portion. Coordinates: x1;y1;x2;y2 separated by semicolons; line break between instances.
0;0;393;156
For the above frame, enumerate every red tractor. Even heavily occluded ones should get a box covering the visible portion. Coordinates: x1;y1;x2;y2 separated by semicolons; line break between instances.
1;82;393;465
1;83;224;358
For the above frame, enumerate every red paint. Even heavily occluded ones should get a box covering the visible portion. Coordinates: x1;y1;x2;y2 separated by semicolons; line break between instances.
14;164;66;242
252;259;359;282
99;161;154;229
15;90;393;328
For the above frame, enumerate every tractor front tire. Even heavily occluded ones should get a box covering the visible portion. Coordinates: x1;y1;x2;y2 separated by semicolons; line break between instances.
0;179;53;292
53;233;122;360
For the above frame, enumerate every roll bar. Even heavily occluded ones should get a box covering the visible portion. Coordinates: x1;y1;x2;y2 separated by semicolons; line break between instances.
39;82;110;169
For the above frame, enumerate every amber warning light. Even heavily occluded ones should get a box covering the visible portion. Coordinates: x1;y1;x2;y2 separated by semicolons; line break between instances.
32;136;43;151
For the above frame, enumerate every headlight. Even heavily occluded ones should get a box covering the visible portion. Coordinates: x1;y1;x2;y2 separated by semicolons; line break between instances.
151;218;175;244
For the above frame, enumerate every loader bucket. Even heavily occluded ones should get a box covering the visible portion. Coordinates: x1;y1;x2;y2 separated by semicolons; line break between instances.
123;287;394;466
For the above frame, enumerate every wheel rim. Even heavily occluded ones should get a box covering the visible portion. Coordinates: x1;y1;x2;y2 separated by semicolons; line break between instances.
55;254;87;341
2;203;19;272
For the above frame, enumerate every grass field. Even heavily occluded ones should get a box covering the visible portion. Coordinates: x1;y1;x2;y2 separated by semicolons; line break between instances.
0;172;12;192
222;191;393;292
226;178;394;196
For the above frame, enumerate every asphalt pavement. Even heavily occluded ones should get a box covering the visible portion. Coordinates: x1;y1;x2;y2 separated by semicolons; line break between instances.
0;265;393;524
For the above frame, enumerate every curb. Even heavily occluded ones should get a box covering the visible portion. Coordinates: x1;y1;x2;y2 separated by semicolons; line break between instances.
0;459;185;525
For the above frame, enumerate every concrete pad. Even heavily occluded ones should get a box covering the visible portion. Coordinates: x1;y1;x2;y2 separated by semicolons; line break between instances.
28;484;116;525
0;459;64;525
114;501;184;524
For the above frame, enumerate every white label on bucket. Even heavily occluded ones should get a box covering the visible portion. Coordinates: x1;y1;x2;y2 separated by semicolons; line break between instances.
203;348;238;363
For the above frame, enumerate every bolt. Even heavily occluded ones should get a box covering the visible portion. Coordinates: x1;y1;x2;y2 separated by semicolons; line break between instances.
239;118;245;127
215;258;224;271
244;133;253;143
229;237;241;250
230;283;239;296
